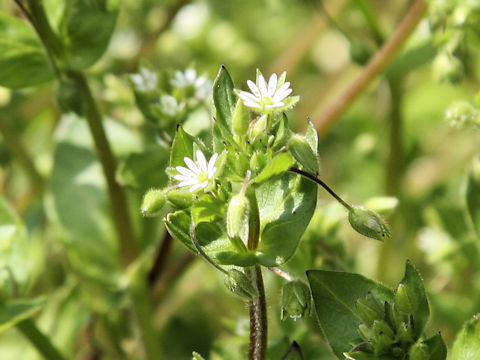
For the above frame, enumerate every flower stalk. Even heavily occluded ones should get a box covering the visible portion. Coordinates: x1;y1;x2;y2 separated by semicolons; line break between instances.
247;265;267;360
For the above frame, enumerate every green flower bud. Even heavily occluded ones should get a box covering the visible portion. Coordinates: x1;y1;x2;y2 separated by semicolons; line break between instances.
397;321;415;346
55;80;83;115
433;52;464;84
409;342;429;360
348;206;391;241
358;323;374;342
232;99;250;137
192;351;206;360
373;332;395;356
372;319;395;340
281;280;311;320
349;41;373;65
272;114;292;150
248;114;268;141
141;189;166;217
224;269;258;299
166;188;194;209
249;151;267;174
226;192;251;246
355;292;384;326
287;134;318;174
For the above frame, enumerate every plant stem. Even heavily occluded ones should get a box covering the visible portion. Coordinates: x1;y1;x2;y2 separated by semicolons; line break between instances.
313;0;427;137
190;222;228;275
148;232;173;285
246;265;267;360
16;319;67;360
267;267;293;282
288;167;353;211
68;71;139;267
0;118;45;195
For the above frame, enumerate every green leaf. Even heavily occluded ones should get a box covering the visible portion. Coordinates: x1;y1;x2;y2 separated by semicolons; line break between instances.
395;261;429;339
191;194;226;225
252;152;293;185
306;270;394;359
170;126;195;168
59;0;118;70
256;172;316;266
213;65;236;131
424;333;447;360
280;341;304;360
0;298;45;332
305;119;318;156
0;13;53;88
116;147;169;192
466;156;480;236
450;314;480;360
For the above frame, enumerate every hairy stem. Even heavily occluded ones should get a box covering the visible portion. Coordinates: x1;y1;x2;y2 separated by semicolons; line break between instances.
247;265;267;360
288;167;352;210
313;0;427;137
16;319;67;360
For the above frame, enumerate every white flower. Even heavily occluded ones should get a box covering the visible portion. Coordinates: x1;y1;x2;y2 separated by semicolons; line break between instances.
173;150;219;192
236;71;295;113
170;68;210;100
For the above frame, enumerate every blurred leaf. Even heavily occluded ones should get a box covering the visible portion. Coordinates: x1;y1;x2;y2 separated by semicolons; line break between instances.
213;65;236;132
59;0;118;69
0;298;44;332
306;270;394;359
0;13;53;88
450;314;480;360
394;261;429;339
280;341;304;360
252;152;293;185
116;147;169;192
386;39;436;78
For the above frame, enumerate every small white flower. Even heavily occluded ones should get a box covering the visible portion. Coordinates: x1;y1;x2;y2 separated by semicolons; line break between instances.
173;150;219;192
170;68;210;100
236;70;295;113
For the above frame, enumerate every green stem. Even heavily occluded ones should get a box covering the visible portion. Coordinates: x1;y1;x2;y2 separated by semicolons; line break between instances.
16;319;67;360
68;71;139;267
0;118;45;195
246;265;267;360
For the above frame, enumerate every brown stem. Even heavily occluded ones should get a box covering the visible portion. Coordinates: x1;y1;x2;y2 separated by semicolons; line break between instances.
247;265;267;360
148;232;173;286
312;0;427;137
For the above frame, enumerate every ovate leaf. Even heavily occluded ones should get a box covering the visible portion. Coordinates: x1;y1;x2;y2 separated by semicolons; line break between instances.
0;13;53;88
307;270;394;359
213;65;236;131
252;152;293;185
424;333;447;360
450;314;480;360
170;126;194;168
0;298;45;332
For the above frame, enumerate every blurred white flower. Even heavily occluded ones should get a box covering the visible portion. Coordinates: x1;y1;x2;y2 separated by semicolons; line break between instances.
236;71;297;113
170;69;210;100
174;150;219;192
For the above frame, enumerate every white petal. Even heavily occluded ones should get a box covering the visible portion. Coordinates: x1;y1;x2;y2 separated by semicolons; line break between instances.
174;174;194;181
267;73;278;97
196;150;207;172
189;180;209;192
257;74;268;96
247;80;261;98
184;157;200;174
185;69;196;83
177;179;200;187
175;166;196;177
208;167;217;179
243;101;262;109
207;153;219;173
273;87;292;103
238;91;260;103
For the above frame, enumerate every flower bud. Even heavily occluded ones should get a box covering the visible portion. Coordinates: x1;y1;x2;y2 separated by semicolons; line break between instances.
287;134;318;174
224;269;258;299
166;188;194;209
409;342;429;360
249;151;267;174
232;99;250;137
355;292;384;326
141;189;166;217
397;321;415;346
192;351;206;360
358;323;374;342
372;319;395;340
348;206;391;241
248;114;267;141
226;192;251;246
281;280;311;320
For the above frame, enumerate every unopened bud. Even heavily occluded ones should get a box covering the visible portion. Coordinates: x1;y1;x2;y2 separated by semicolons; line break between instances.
281;280;311;320
141;189;166;217
397;321;415;346
358;323;374;342
232;99;250;137
348;206;391;241
355;292;384;326
409;342;429;360
226;193;250;246
372;319;395;340
192;351;206;360
166;188;194;209
248;114;267;141
433;52;464;84
250;151;267;174
287;134;318;174
224;269;257;299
